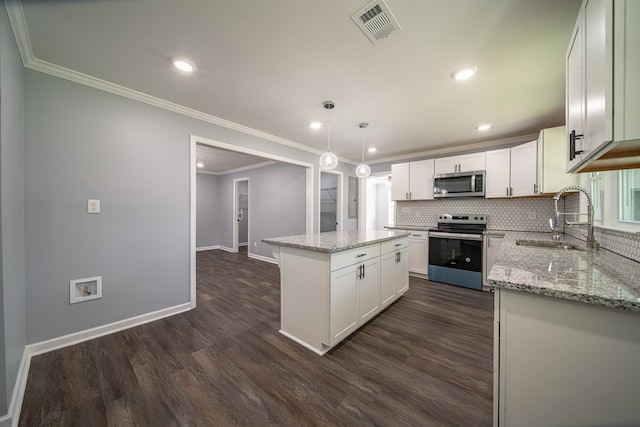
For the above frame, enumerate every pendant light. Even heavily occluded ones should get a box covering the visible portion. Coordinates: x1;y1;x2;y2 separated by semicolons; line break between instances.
355;122;371;178
319;101;339;170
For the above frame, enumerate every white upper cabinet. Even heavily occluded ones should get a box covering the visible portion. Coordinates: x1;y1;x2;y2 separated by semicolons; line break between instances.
391;159;435;201
434;152;486;175
537;126;579;193
487;129;578;199
566;0;640;172
485;148;511;198
485;141;537;198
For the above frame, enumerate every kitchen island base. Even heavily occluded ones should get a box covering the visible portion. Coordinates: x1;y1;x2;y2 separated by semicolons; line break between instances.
267;233;409;355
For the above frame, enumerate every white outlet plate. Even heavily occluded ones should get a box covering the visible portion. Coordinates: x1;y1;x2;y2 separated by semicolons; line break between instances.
88;199;100;214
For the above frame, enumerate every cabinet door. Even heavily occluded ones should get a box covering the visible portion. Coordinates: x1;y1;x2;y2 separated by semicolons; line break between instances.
408;159;435;200
510;141;537;197
359;258;381;323
584;0;613;155
391;162;410;201
408;233;428;275
459;152;486;172
485;149;511;198
538;126;579;193
395;247;409;295
380;252;397;308
434;156;458;175
566;13;585;172
330;265;359;346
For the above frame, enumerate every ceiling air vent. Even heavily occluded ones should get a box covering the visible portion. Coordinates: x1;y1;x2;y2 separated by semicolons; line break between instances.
351;0;402;44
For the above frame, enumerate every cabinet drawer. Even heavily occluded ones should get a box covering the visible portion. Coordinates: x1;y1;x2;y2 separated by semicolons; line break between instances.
381;237;409;254
331;244;380;271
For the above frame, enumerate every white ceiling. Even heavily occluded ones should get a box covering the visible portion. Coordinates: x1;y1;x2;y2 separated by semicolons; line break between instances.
11;0;581;170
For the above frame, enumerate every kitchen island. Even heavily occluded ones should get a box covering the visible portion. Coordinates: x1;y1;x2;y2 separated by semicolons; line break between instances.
263;230;410;355
488;232;640;427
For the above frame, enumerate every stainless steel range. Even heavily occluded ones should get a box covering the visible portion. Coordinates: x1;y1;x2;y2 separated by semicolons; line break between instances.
428;214;486;291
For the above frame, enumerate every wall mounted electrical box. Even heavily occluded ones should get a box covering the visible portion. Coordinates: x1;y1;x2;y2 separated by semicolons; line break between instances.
70;276;102;304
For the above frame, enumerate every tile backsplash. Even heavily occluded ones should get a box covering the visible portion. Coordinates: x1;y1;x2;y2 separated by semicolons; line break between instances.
395;197;558;232
396;195;640;262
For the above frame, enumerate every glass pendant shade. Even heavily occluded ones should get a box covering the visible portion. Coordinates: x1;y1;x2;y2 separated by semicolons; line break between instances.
320;151;339;169
320;100;338;170
355;122;370;178
355;163;371;178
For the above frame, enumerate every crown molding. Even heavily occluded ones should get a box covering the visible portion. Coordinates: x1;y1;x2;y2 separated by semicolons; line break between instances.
371;133;540;164
3;1;362;165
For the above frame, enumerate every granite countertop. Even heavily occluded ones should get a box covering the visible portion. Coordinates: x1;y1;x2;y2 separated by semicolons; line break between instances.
488;232;640;312
262;230;410;253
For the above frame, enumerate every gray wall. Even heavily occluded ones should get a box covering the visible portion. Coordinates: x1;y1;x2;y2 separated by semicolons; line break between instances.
23;68;335;343
219;163;306;258
1;1;27;416
196;173;219;248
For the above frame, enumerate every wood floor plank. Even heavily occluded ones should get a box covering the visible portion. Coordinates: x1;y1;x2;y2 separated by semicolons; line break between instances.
19;248;494;426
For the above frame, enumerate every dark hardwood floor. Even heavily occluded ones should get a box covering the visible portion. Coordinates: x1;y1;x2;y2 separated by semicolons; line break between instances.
19;248;494;426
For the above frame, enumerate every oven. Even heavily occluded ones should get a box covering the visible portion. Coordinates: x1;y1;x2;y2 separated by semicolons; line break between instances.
427;214;486;291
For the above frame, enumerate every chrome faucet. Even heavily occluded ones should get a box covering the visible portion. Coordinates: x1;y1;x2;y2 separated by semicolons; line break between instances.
552;186;599;250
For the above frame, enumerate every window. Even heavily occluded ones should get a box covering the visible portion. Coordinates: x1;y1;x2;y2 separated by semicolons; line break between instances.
590;172;602;221
619;169;640;222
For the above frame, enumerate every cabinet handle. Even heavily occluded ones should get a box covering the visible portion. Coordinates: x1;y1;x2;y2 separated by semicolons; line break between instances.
396;252;401;263
409;191;412;199
356;253;367;258
506;187;509;197
405;191;409;200
395;243;402;247
361;264;365;279
533;183;538;194
569;130;584;161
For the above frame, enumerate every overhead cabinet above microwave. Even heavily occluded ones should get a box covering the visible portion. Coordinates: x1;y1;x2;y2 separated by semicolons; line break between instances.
434;152;486;175
391;159;435;201
565;0;640;173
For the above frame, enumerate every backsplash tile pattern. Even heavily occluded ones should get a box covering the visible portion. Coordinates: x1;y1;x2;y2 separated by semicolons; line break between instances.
564;193;640;262
395;197;558;232
396;194;640;262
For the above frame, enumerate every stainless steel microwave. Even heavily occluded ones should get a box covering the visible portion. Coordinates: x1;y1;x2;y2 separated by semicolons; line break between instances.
433;170;485;198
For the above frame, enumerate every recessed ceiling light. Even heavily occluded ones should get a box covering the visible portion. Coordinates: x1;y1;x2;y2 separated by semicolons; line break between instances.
476;124;491;131
310;121;322;129
368;147;377;153
173;58;196;73
451;66;478;81
196;162;204;168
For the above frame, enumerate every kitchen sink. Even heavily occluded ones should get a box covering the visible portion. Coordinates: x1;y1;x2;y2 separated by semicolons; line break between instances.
515;239;585;251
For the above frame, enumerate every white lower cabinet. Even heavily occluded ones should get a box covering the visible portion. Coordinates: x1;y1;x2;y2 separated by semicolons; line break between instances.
494;288;640;426
407;231;428;276
380;238;409;309
278;237;409;355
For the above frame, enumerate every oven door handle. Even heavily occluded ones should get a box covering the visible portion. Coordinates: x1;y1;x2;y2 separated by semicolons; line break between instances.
428;231;483;241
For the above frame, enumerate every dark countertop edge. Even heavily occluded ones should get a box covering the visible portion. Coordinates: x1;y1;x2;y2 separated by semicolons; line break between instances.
262;232;411;254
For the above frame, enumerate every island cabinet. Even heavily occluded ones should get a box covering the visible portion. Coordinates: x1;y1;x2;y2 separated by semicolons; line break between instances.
266;232;410;355
380;238;409;309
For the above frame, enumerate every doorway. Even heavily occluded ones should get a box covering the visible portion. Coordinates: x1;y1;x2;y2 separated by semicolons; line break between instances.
233;178;249;254
360;173;394;231
320;171;344;232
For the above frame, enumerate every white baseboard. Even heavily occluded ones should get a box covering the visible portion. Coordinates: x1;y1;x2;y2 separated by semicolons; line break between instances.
218;246;234;253
196;245;220;252
3;302;192;426
248;253;278;264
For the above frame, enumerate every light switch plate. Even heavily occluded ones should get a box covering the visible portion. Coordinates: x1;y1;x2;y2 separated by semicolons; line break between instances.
88;199;100;214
